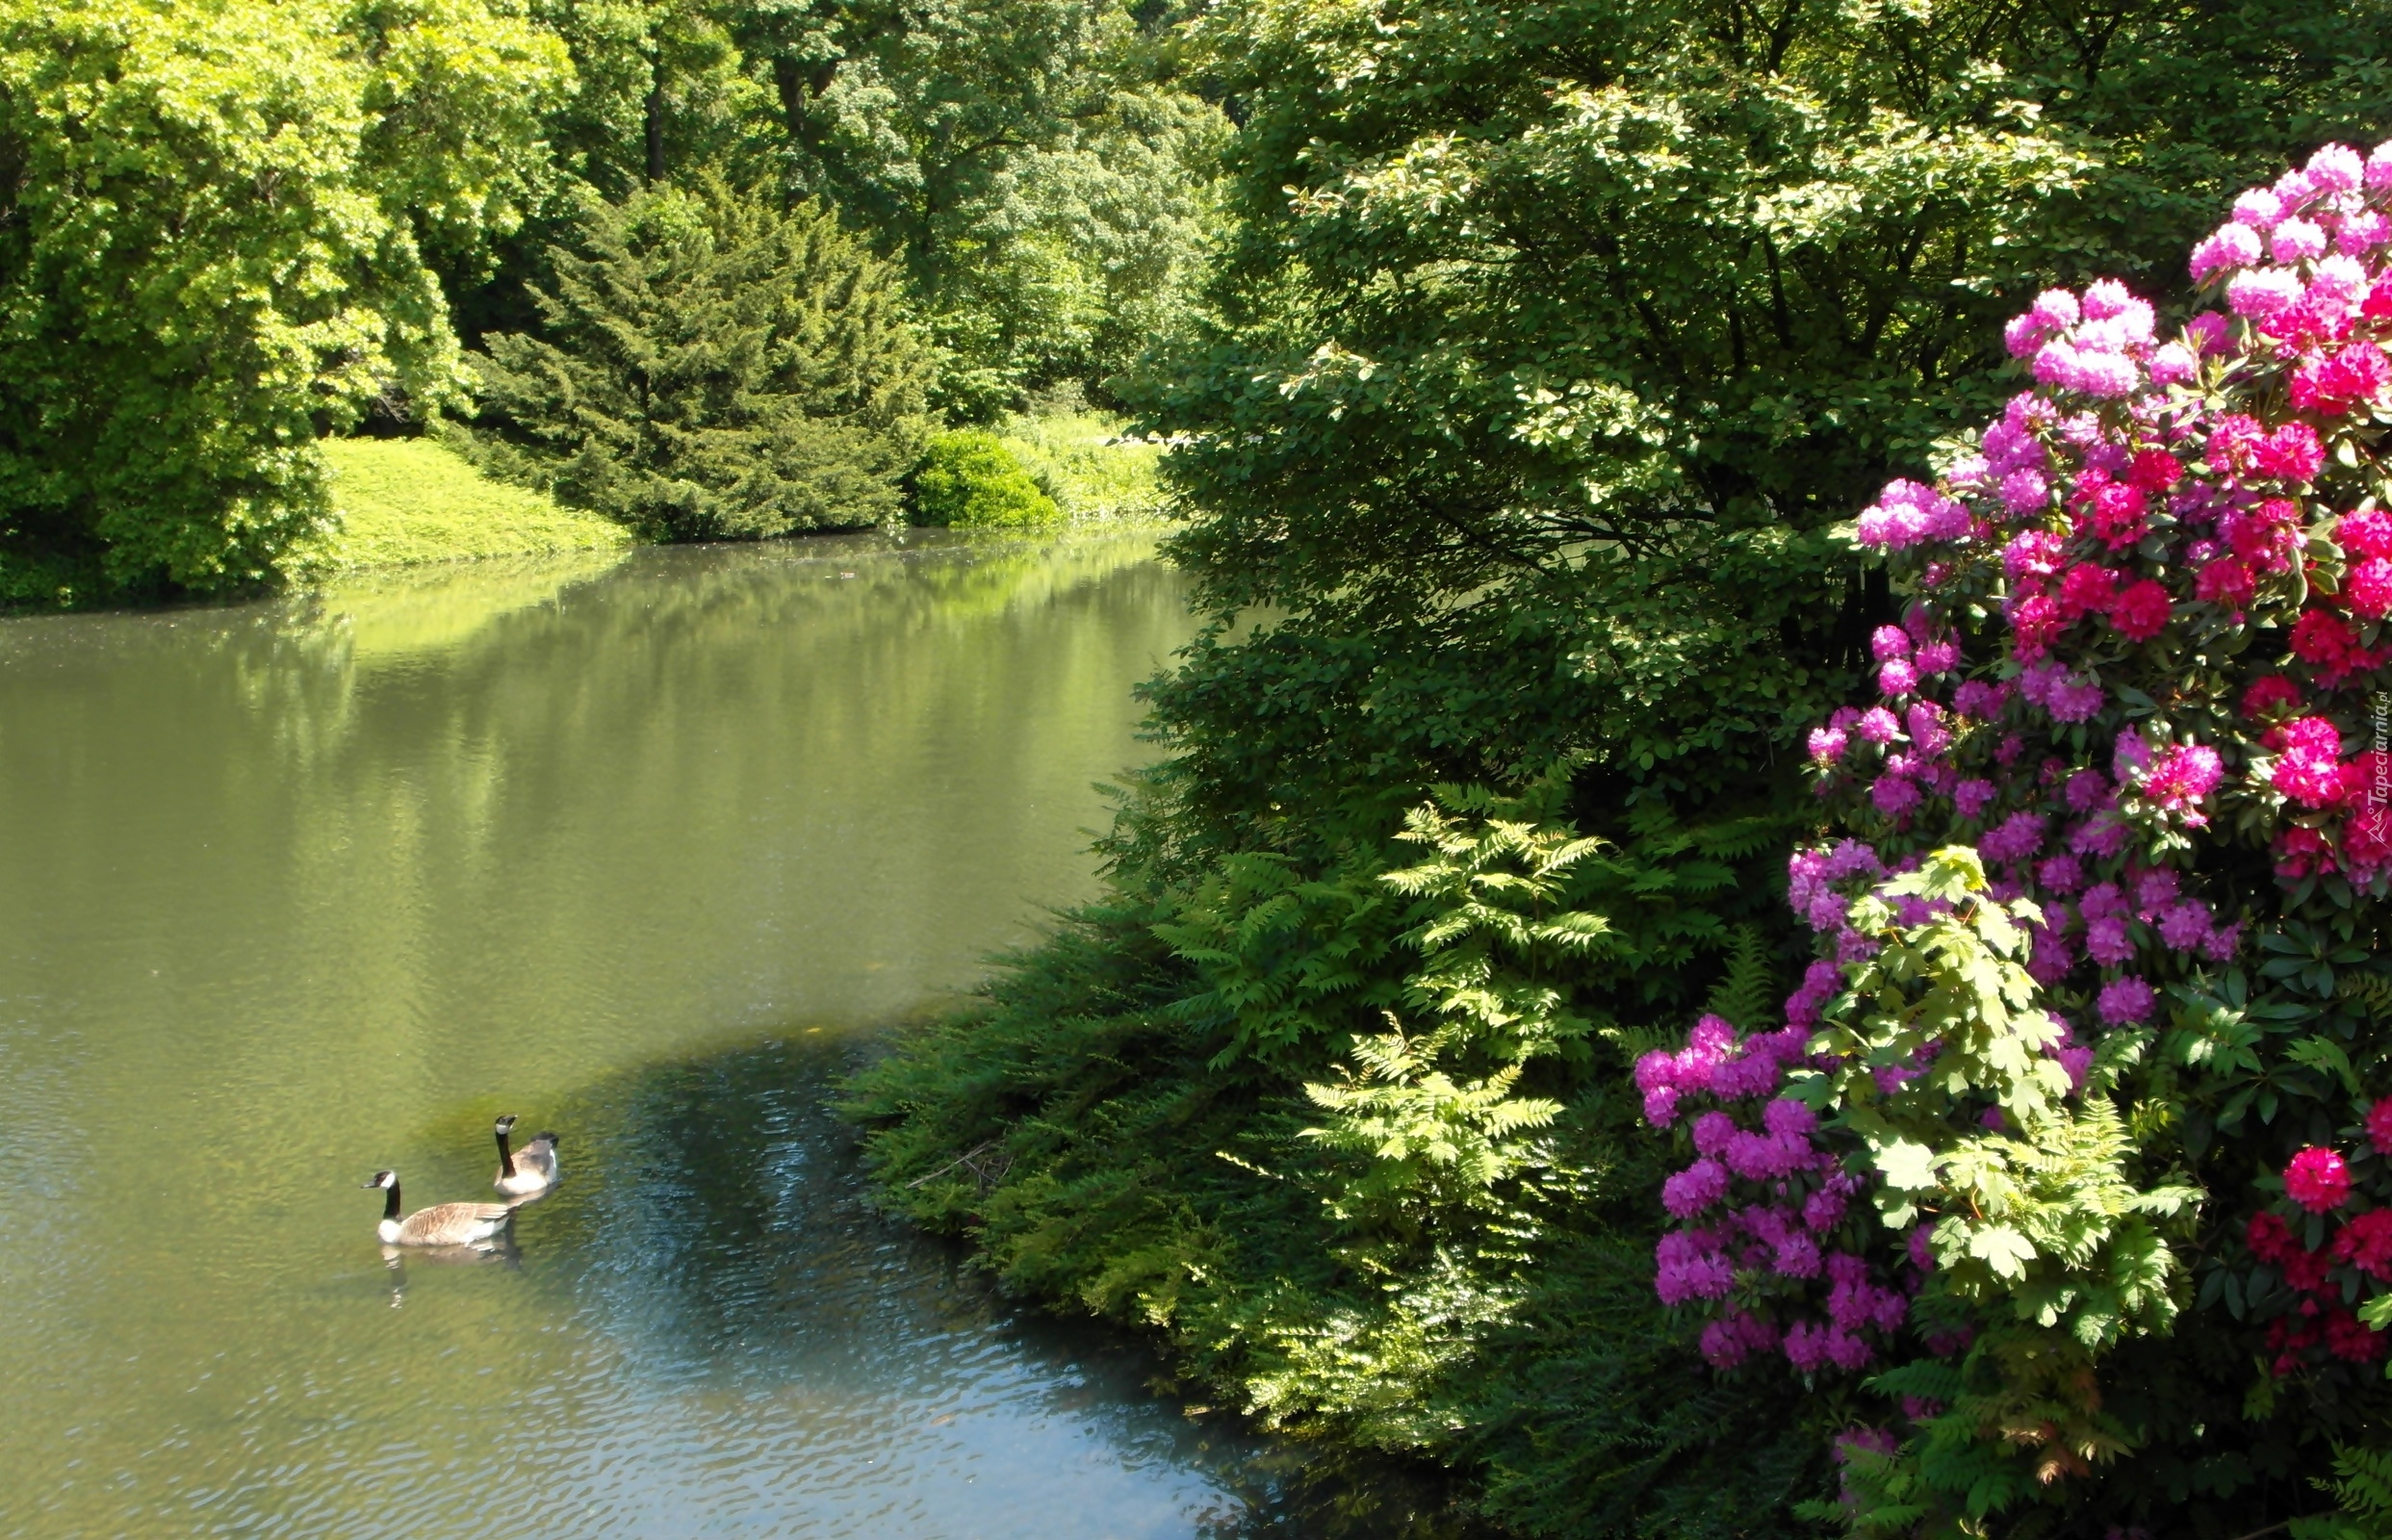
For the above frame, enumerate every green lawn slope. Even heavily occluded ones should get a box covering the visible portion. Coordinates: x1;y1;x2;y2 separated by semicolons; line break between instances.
311;438;630;570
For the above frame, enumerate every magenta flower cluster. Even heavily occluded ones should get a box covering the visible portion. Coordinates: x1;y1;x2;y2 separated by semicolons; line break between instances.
1638;1015;1920;1373
1643;140;2392;1381
2250;1106;2392;1374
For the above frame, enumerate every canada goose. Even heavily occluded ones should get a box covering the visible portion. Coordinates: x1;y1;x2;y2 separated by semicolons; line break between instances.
491;1114;560;1196
361;1170;516;1246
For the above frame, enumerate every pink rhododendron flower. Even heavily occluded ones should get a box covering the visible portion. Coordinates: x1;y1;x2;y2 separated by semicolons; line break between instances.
1658;150;2392;1400
2185;311;2233;353
1700;1312;1780;1370
1690;1110;1737;1157
2055;561;2121;619
2275;715;2347;807
1952;681;2005;719
1857;480;1969;551
2342;209;2392;254
2235;189;2285;229
2285;1147;2353;1213
2133;867;2181;915
2146;744;2225;821
2311;142;2367;194
2254;423;2327;482
2312;254;2372;307
1662;1158;1731;1218
2292;609;2361;677
2238;679;2296;717
2342;508;2392;558
2273;218;2328;263
2085;915;2134;966
1871;775;1920;817
2064;768;2112;812
2029;289;2080;329
2197;556;2256;608
2147;342;2198;387
2227;267;2302;316
2370;1097;2392;1157
2348;557;2392;620
2191;222;2263;281
2337;1210;2392;1283
1655;1230;1735;1303
2290;343;2391;415
2158;901;2213;951
2096;976;2155;1025
2369;141;2392;192
1980;811;2046;864
2109;579;2173;641
2003;528;2066;580
1904;703;1950;756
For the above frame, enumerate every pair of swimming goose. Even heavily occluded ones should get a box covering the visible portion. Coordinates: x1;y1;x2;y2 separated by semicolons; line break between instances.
362;1115;562;1246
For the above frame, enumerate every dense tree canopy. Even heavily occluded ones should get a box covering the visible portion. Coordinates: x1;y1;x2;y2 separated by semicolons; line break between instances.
466;182;932;539
0;0;1222;598
0;0;568;600
483;0;1225;414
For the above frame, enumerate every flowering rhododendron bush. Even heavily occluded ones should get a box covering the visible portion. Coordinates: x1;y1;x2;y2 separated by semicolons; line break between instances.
1641;141;2392;1534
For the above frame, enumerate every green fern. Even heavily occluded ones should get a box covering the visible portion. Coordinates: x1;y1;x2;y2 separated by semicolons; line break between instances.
1703;925;1779;1030
2336;966;2392;1025
2293;1446;2392;1540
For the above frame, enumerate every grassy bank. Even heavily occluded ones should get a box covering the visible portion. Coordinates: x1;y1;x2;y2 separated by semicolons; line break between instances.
309;438;631;570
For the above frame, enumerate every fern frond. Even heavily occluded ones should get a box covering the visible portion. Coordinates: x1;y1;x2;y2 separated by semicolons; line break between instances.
1703;926;1778;1029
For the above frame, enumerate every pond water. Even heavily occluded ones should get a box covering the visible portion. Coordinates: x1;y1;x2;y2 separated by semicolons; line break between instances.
0;534;1427;1539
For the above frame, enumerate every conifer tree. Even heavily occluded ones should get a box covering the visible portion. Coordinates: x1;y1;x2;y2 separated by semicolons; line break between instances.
467;180;933;540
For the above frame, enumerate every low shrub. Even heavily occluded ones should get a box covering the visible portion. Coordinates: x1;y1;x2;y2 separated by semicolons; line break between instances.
996;413;1170;524
912;430;1063;529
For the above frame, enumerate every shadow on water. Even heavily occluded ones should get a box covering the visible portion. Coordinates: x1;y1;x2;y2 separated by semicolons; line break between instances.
525;1030;1489;1540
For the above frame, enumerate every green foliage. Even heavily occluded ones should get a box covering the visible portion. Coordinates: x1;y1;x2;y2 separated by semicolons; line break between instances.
731;0;1225;411
851;779;1830;1534
995;411;1170;524
0;0;569;602
0;0;1219;597
910;430;1062;529
1818;852;2199;1379
2294;1447;2392;1540
466;180;933;539
1155;0;2392;620
509;0;1228;411
1300;784;1613;1229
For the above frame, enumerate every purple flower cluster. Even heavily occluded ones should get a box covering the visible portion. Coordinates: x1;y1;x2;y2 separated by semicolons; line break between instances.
1856;479;1969;551
1634;1012;1810;1128
1638;1014;1922;1373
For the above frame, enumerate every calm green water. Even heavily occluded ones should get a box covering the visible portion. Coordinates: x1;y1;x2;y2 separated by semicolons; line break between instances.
0;533;1363;1539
